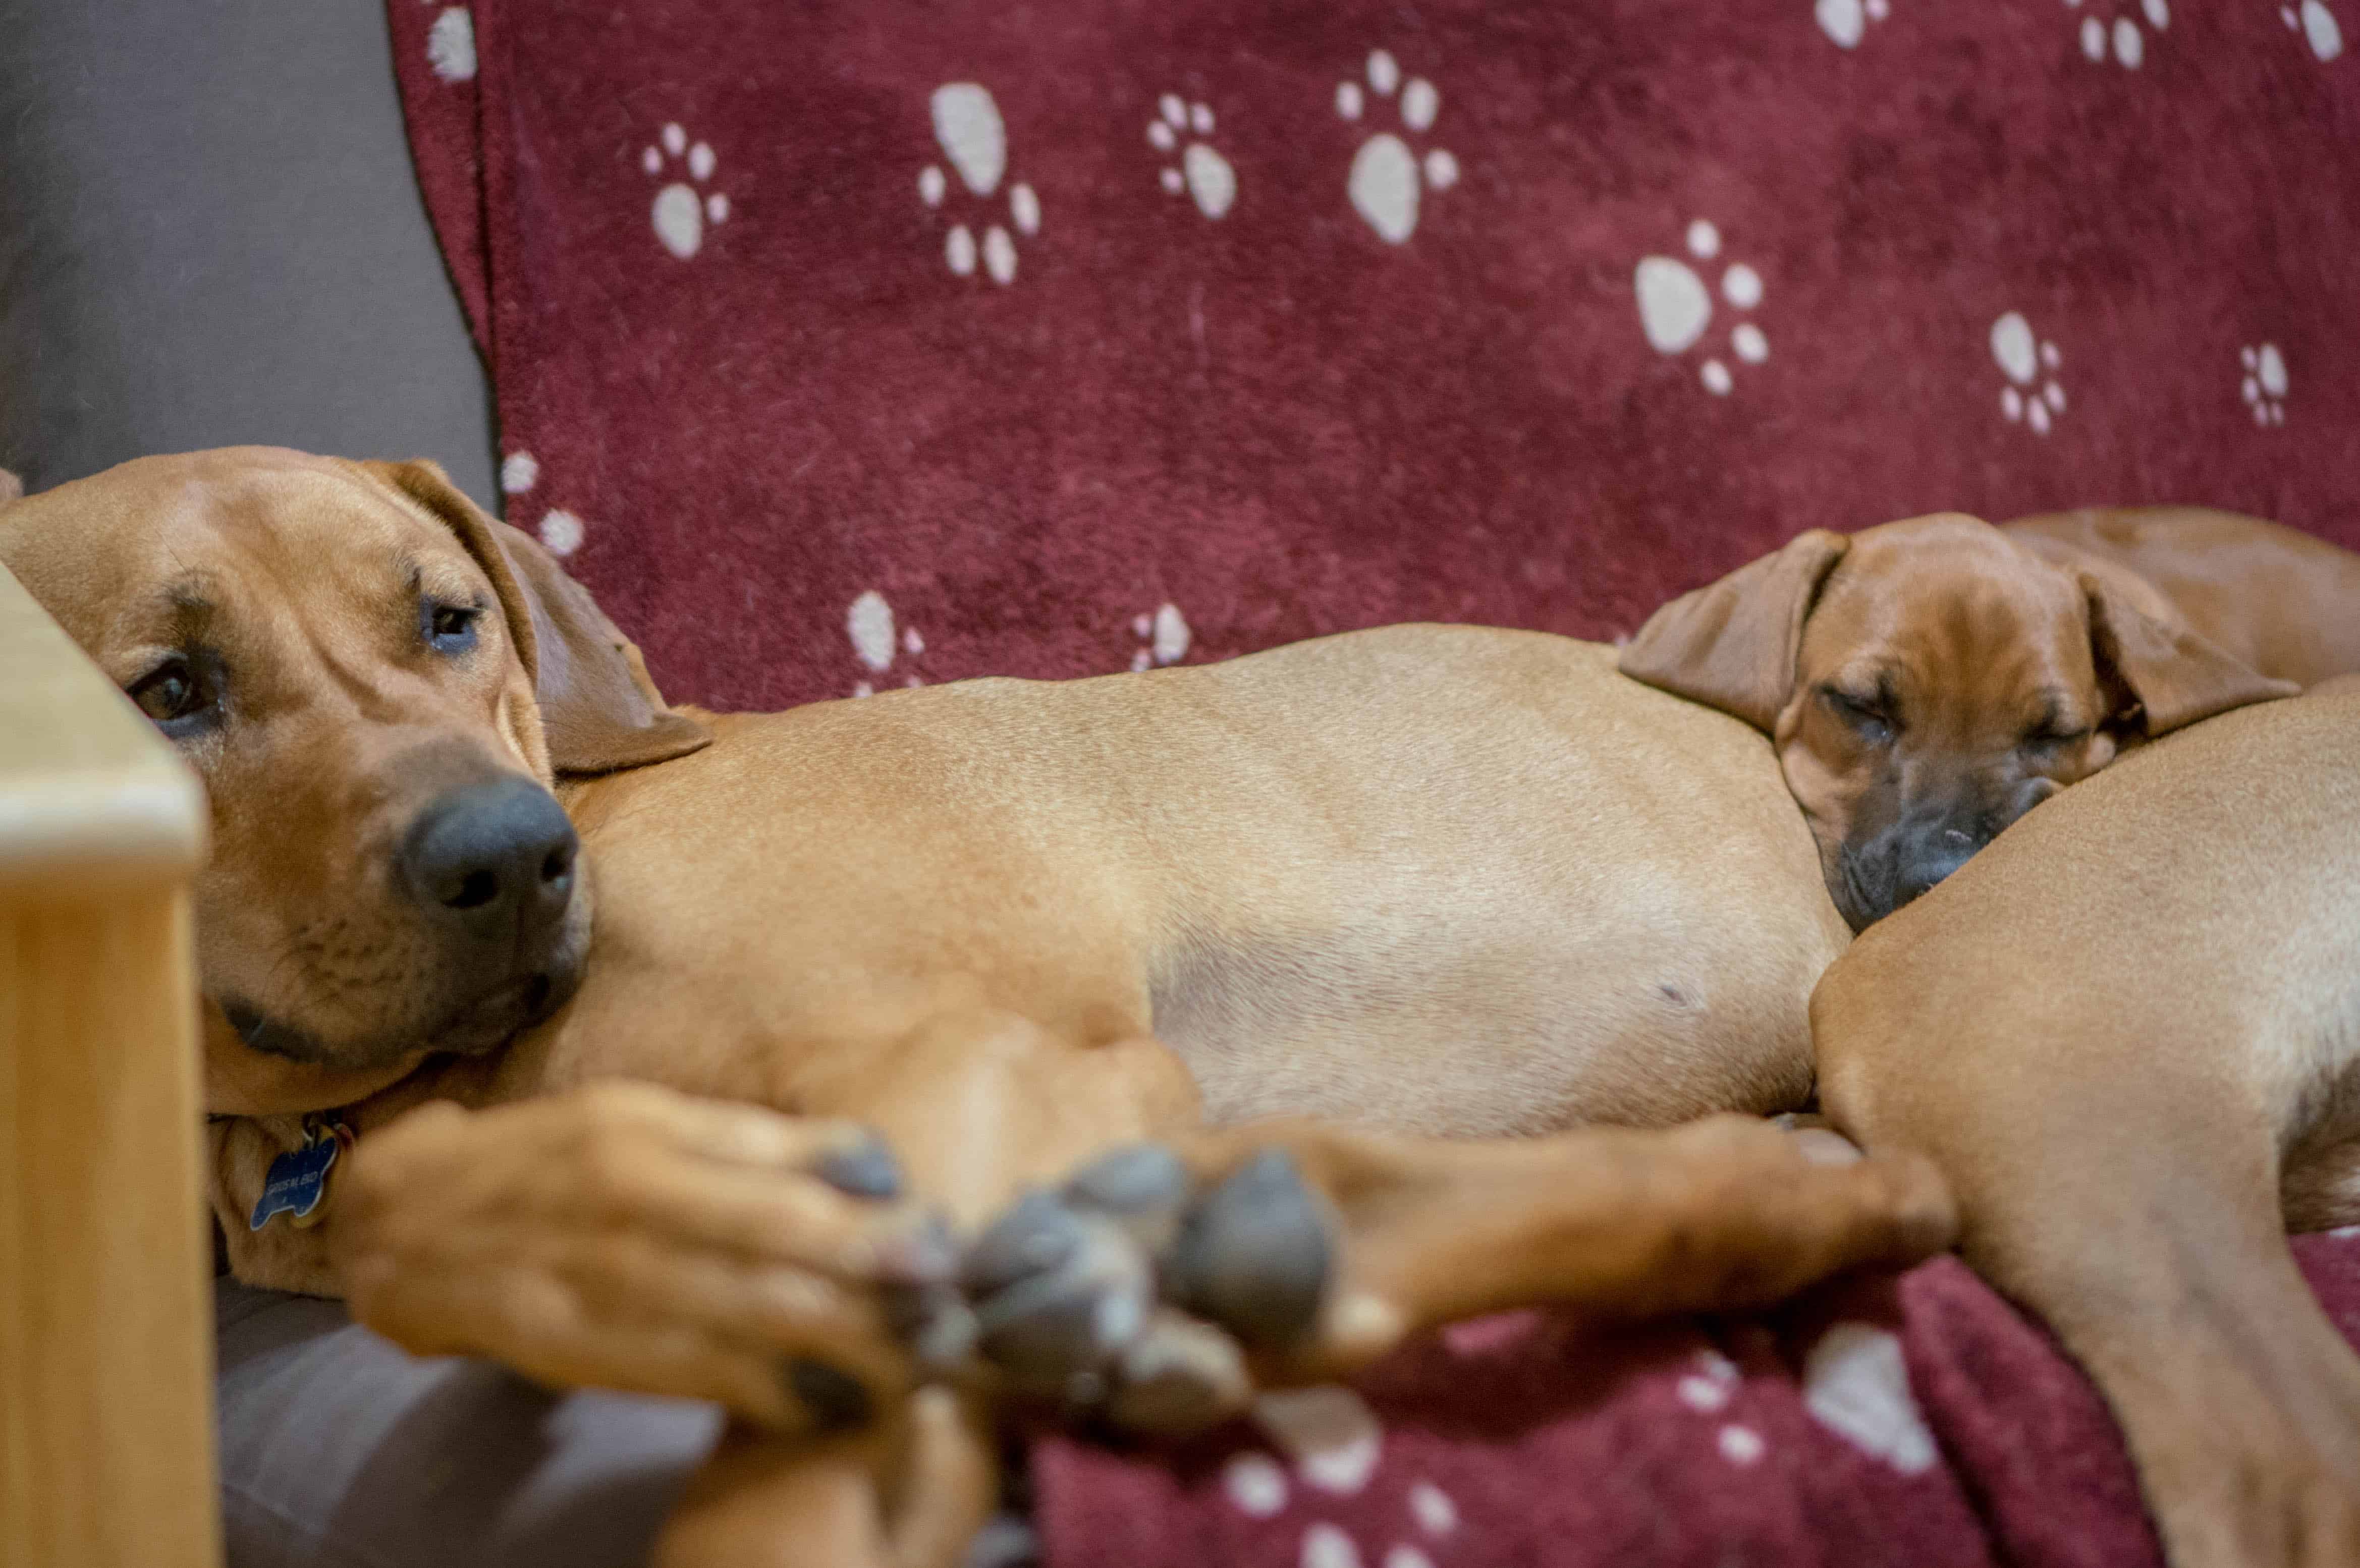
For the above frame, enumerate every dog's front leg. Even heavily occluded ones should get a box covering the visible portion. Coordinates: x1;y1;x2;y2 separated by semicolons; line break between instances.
332;1079;956;1433
953;1112;1956;1436
785;1007;1205;1230
1815;970;2360;1567
653;1389;999;1568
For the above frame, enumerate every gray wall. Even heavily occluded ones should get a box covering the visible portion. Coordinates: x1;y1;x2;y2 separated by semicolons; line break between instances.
0;1;496;501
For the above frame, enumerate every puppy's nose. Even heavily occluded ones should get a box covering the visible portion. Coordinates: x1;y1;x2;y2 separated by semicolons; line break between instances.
1892;826;1982;911
399;778;578;943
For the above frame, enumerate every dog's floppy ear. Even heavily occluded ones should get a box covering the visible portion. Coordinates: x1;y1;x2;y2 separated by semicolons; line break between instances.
2080;570;2297;738
356;459;712;774
1619;530;1850;732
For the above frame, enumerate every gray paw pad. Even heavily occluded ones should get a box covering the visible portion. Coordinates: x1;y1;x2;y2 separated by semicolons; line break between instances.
967;1196;1156;1403
1166;1148;1332;1350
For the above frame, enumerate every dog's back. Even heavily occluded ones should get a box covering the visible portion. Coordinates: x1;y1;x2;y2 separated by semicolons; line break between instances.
2007;506;2360;688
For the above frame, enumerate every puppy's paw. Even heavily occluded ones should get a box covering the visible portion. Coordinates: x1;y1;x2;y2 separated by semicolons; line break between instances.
961;1144;1333;1434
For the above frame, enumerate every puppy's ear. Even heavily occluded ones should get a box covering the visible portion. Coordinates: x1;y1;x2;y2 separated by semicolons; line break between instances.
2081;571;2298;737
1619;530;1850;732
356;459;712;774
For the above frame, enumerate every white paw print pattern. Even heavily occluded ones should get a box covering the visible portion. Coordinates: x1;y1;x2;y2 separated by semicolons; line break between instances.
1816;0;1893;49
643;125;729;260
1148;95;1236;220
1990;311;2066;434
846;590;925;696
1634;219;1769;396
1128;603;1192;671
919;84;1040;286
500;451;540;497
2064;0;2169;68
498;451;584;556
1227;1388;1460;1568
425;8;477;82
1802;1323;1939;1473
1336;50;1460;245
1669;1348;1770;1467
2241;343;2289;425
2283;1;2347;60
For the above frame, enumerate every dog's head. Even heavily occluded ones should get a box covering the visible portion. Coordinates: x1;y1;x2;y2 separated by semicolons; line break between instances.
0;449;708;1111
1621;513;2294;931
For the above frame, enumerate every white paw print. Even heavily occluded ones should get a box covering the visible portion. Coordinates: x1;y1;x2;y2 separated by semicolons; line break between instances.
642;125;730;260
1335;50;1459;245
1230;1387;1459;1568
919;84;1039;286
1147;95;1236;220
1634;219;1769;396
1991;311;2067;434
1803;1323;1938;1473
1128;604;1192;672
425;8;476;82
2064;0;2169;68
2283;1;2346;60
846;590;925;696
1816;0;1893;49
2241;343;2289;425
498;450;581;555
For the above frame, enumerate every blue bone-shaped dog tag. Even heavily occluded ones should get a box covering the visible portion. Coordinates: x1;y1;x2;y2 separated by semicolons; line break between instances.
249;1131;342;1230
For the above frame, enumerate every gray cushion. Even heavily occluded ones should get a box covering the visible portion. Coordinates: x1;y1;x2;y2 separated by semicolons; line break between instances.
0;0;495;500
216;1278;719;1568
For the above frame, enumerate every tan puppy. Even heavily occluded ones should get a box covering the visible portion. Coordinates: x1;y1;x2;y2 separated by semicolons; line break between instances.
1619;510;2318;930
1813;677;2360;1568
0;450;1950;1567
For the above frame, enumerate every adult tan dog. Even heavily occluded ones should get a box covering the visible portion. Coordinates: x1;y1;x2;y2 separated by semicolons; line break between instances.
1617;507;2355;930
0;449;1950;1566
1814;676;2360;1568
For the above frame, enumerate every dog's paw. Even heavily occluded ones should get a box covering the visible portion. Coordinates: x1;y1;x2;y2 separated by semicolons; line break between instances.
961;1144;1333;1434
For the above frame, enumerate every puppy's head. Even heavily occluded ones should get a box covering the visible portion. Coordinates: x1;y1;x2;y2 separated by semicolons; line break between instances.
1621;514;2294;931
0;449;708;1111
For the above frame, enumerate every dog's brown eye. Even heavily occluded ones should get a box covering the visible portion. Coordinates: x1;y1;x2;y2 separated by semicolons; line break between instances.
423;601;482;653
2026;725;2091;751
127;659;208;727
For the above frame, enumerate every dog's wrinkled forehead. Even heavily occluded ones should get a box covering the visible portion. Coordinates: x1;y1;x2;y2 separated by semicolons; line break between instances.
2;447;483;648
1805;520;2098;730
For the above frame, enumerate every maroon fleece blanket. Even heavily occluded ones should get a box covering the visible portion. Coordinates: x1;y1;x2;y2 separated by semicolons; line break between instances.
382;1;2359;1559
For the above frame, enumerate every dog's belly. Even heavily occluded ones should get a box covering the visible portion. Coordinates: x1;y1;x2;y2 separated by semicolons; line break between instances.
1152;895;1824;1137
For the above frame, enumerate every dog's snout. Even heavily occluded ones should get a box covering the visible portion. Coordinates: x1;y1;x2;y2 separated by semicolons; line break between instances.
1891;822;1988;911
400;778;578;941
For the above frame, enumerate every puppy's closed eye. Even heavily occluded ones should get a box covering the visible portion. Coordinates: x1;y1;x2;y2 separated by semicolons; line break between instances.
1821;686;1895;745
2021;723;2091;752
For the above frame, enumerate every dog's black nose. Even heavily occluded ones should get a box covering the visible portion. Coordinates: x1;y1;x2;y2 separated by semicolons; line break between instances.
1891;825;1983;911
399;777;578;943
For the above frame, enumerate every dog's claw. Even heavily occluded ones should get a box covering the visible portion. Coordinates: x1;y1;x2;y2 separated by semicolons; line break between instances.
962;1190;1085;1296
1107;1308;1252;1434
782;1356;872;1432
1167;1148;1332;1351
1065;1143;1191;1216
969;1199;1157;1403
814;1128;904;1199
885;1279;981;1371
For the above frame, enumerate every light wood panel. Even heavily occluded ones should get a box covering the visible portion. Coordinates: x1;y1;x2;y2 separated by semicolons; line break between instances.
2;561;217;1568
